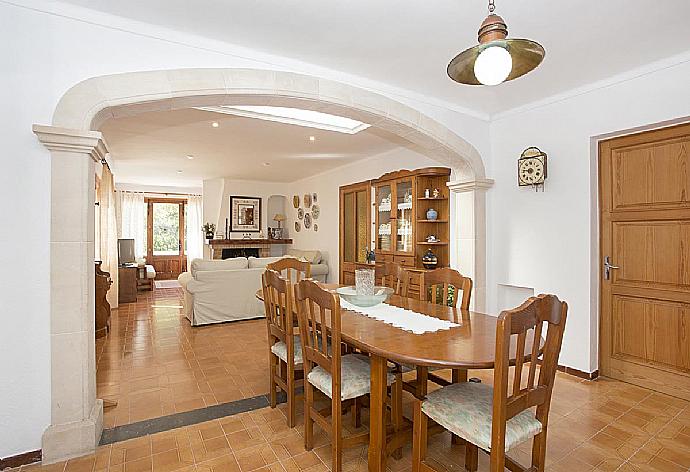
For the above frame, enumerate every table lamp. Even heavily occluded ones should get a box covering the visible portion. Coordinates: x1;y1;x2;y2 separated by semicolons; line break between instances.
273;213;286;238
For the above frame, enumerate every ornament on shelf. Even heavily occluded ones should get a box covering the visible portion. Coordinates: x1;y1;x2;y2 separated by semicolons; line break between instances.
422;249;438;269
426;208;438;220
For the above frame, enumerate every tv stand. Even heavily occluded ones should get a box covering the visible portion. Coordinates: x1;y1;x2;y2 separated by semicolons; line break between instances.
118;265;137;304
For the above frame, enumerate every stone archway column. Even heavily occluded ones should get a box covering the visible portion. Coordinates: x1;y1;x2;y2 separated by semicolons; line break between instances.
448;179;493;312
33;125;106;463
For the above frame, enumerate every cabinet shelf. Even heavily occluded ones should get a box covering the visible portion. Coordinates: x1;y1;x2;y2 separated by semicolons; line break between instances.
417;241;448;245
417;197;448;200
417;219;448;223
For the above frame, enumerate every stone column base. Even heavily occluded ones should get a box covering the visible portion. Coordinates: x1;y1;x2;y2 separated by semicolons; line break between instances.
41;400;103;464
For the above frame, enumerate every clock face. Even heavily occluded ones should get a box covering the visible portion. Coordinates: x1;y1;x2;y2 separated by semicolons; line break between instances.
518;157;545;186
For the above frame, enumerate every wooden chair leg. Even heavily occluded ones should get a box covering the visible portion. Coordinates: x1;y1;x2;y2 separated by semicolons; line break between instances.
465;443;478;472
451;369;467;445
415;366;428;399
351;397;361;428
332;397;343;472
269;354;277;408
304;381;314;450
286;363;295;428
412;399;428;472
392;375;403;460
531;429;547;472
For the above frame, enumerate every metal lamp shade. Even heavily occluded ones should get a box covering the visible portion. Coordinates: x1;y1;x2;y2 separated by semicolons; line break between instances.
447;38;545;86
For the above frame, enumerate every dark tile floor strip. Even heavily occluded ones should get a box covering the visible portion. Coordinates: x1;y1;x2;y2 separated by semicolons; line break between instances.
100;394;279;445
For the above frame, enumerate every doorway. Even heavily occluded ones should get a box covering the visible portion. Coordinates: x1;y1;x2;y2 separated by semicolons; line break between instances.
599;122;690;399
146;198;187;280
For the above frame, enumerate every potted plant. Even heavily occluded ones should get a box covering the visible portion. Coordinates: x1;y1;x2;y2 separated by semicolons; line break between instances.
202;223;216;240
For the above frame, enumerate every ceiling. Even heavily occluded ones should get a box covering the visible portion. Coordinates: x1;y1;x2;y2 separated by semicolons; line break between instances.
60;0;690;116
101;108;404;187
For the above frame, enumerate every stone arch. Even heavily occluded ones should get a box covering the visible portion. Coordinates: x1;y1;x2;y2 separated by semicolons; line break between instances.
33;68;491;463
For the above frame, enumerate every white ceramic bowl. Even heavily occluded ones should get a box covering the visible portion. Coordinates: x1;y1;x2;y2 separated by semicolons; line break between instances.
336;286;394;307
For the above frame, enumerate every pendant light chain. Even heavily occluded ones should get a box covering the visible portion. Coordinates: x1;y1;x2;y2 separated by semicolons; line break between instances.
488;0;496;13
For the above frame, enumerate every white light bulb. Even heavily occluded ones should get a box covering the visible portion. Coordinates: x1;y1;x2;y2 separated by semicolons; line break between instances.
474;45;512;86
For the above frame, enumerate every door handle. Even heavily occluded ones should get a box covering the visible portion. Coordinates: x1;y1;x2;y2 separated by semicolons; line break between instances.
604;256;620;280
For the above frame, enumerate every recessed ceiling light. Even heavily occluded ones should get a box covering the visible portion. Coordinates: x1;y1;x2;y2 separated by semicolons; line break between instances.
176;170;183;174
195;106;370;134
262;162;271;167
211;122;219;128
186;155;195;160
309;136;316;142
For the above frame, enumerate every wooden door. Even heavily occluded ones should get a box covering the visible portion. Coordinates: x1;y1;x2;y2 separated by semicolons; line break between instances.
147;199;187;280
599;122;690;399
339;182;371;285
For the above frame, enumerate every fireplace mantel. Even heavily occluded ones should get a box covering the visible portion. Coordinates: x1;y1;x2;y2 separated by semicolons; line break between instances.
208;238;292;259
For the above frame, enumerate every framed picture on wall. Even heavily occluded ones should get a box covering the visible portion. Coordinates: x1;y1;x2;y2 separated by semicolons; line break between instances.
229;196;261;232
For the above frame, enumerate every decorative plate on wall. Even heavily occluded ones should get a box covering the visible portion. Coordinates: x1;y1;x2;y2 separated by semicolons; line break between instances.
294;221;301;232
311;204;320;219
313;224;318;232
293;195;300;208
303;212;312;229
312;193;318;203
297;208;304;220
304;193;312;208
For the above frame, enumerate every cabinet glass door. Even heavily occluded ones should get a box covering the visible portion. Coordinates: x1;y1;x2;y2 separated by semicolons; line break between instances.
396;180;413;253
376;184;392;252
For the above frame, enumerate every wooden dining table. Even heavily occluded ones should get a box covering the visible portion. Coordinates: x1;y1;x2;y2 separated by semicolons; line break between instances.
256;284;538;472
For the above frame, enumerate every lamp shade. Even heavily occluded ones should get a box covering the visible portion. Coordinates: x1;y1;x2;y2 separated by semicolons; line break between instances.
273;214;286;222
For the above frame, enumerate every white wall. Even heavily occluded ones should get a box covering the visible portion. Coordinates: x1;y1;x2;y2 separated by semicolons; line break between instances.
285;148;440;282
0;1;490;458
487;59;690;373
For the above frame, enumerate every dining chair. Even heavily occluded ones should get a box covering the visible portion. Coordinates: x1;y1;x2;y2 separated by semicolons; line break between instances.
412;294;568;472
377;261;411;296
411;268;474;397
262;268;303;428
267;256;312;283
294;279;402;472
421;267;472;310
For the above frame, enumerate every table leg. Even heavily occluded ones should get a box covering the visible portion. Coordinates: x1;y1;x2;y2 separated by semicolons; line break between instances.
368;354;387;472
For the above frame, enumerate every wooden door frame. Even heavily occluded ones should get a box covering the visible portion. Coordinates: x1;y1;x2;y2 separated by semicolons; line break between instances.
146;197;187;279
339;181;371;283
597;122;690;392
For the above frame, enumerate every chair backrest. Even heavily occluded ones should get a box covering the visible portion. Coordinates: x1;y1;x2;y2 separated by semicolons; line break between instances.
376;261;411;296
491;294;568;454
262;269;293;347
267;256;312;283
421;267;472;309
294;279;342;395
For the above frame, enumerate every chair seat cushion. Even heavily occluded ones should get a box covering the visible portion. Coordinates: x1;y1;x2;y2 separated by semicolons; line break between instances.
145;264;156;278
271;336;303;365
422;382;542;452
307;354;395;400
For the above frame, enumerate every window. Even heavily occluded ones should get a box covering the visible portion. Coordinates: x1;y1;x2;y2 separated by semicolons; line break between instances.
152;202;180;256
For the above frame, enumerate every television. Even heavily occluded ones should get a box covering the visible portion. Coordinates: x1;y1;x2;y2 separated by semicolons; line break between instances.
118;238;136;265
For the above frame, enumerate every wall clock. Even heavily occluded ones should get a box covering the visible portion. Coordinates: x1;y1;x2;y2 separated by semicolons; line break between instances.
518;146;547;190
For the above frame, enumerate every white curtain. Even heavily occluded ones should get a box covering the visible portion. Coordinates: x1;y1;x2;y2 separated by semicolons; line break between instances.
99;166;119;308
117;191;147;258
186;195;204;271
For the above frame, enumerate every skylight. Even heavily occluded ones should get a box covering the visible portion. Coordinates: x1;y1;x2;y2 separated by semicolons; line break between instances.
195;105;371;134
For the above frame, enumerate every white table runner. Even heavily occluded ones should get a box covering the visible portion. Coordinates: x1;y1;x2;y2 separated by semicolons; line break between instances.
340;299;460;334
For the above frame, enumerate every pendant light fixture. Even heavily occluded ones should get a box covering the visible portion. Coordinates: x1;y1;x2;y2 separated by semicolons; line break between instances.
447;0;545;86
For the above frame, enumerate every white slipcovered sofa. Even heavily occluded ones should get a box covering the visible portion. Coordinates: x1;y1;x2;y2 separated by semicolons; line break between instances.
178;251;328;326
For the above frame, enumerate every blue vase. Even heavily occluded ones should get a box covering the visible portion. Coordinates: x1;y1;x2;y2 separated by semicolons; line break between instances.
426;208;438;220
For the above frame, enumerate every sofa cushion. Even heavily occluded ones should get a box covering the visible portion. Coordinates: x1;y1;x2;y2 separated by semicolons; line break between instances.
286;249;322;264
310;264;329;277
248;256;288;269
191;257;248;277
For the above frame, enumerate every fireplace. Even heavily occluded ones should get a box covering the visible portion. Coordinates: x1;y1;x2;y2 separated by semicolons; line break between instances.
209;238;293;259
222;247;260;259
